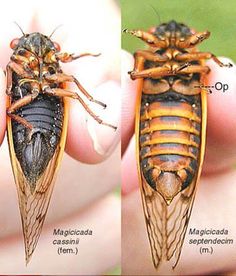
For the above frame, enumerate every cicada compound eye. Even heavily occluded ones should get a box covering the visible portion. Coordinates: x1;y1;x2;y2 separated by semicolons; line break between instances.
10;38;20;49
53;41;61;52
148;26;156;34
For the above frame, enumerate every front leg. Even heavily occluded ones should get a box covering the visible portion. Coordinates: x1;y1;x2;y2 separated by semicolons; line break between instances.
56;52;101;63
6;62;35;95
45;51;100;64
123;29;168;48
176;31;210;48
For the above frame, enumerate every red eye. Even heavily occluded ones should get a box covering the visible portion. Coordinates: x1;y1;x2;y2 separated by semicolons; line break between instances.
53;41;61;52
148;26;156;34
10;38;20;49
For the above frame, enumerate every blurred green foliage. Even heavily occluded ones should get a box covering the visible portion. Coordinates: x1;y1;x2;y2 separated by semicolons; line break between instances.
106;265;121;275
122;0;236;61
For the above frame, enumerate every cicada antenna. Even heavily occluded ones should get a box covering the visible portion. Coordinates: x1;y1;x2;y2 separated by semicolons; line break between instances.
14;22;25;36
149;4;162;25
49;24;63;38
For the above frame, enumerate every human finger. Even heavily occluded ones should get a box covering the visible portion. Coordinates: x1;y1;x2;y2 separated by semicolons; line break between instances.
204;58;236;174
121;50;137;154
65;80;120;163
0;69;6;145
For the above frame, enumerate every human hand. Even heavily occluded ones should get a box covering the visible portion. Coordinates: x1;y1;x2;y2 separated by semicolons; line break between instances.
0;0;120;274
122;51;236;275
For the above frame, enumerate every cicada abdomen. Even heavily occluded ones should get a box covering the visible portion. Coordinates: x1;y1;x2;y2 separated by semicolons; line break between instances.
125;20;232;269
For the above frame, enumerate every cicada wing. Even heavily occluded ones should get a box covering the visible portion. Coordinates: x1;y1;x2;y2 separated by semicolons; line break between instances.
11;146;61;264
140;175;197;269
7;98;68;264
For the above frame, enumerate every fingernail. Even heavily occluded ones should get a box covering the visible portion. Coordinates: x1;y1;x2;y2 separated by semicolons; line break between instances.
86;81;120;156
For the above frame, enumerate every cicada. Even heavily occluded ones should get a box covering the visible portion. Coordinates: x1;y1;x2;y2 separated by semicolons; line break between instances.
6;29;116;264
124;20;232;269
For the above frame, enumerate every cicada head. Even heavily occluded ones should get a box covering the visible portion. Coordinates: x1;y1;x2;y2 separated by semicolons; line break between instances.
10;32;61;57
151;20;193;42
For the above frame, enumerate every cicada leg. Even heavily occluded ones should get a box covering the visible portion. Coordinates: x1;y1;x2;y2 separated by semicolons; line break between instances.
177;65;210;75
123;29;168;48
43;87;117;130
7;90;39;130
56;52;100;63
134;50;168;62
175;52;233;67
6;61;34;95
130;63;210;80
44;73;106;108
176;31;210;48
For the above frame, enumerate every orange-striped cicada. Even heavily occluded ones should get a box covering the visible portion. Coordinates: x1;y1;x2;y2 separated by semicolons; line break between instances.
6;30;116;264
124;20;232;269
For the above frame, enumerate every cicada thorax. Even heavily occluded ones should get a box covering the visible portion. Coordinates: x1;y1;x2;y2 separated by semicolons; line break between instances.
139;65;202;204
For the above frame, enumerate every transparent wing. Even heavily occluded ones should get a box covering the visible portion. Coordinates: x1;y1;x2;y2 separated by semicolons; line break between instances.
12;146;61;263
140;173;197;269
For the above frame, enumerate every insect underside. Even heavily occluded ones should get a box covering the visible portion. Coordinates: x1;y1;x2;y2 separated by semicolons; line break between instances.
125;20;232;269
6;32;115;264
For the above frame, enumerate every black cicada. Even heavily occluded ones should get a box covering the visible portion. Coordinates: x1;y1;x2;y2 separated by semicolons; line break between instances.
6;29;115;264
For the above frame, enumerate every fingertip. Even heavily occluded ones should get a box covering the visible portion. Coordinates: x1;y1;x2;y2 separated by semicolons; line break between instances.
66;81;120;164
204;58;236;173
122;136;139;195
121;50;137;154
207;58;236;144
0;68;6;146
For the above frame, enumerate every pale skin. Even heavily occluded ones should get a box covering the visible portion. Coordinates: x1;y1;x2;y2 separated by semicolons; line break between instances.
122;51;236;275
0;0;120;274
